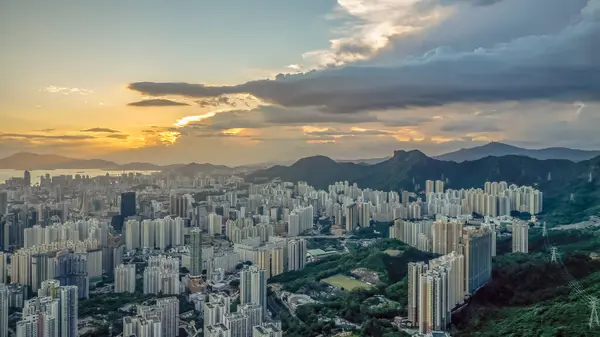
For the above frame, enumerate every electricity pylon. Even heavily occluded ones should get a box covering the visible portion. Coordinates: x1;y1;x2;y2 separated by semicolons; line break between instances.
589;297;599;329
550;247;558;263
542;222;547;237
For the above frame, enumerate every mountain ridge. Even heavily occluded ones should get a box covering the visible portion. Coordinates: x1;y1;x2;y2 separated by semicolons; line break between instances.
434;142;600;162
0;152;236;175
247;150;600;224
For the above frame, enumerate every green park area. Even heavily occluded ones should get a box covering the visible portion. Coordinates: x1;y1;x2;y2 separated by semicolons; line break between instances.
322;274;372;291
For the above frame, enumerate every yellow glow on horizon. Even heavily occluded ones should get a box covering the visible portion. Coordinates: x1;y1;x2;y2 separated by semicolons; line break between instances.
222;128;245;136
302;126;329;133
431;136;455;143
158;131;181;144
307;139;336;144
351;127;367;132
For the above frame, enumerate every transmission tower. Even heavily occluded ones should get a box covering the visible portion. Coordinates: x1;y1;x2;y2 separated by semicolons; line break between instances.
550;247;558;263
542;222;547;237
589;297;600;328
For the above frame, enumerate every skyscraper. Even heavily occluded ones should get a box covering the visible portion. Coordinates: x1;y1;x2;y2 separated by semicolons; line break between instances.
115;264;136;293
345;203;358;232
120;192;136;217
287;239;307;272
407;262;428;327
23;171;31;187
240;266;267;316
460;227;492;294
0;284;8;337
512;221;529;253
59;286;78;337
190;228;203;276
0;252;7;285
0;191;7;216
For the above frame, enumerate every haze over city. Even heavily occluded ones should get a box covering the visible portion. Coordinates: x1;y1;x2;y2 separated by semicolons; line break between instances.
1;0;599;165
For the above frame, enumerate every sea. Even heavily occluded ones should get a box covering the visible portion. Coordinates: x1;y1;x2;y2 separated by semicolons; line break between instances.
0;169;158;184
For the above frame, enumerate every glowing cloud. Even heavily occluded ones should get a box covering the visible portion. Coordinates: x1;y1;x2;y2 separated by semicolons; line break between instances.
222;128;245;136
174;112;218;128
42;86;93;95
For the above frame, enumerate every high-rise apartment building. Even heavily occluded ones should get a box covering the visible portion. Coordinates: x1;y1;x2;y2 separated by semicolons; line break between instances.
460;227;492;294
144;256;180;295
432;219;463;255
425;180;435;196
59;286;78;337
512;221;529;253
417;252;464;334
125;296;179;337
345;203;358;232
208;213;223;236
0;252;7;285
287;239;306;272
407;262;428;327
115;264;136;293
125;220;140;251
270;246;285;278
0;284;8;337
204;293;231;333
240;266;267;316
190;228;203;276
435;180;445;194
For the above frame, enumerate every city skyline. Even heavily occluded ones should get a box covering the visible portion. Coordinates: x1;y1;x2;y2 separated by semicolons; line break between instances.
1;0;599;165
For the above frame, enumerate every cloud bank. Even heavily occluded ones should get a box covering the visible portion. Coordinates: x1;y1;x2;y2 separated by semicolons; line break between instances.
128;99;189;107
128;0;599;114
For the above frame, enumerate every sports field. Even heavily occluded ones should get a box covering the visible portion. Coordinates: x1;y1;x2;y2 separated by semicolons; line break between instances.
322;274;372;291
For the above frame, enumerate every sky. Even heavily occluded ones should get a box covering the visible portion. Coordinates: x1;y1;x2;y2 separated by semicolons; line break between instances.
1;0;599;165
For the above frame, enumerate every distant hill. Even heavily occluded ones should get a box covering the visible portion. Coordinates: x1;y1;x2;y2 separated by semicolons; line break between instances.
0;152;234;174
434;142;600;162
248;149;592;191
336;156;391;165
165;162;235;176
0;152;125;170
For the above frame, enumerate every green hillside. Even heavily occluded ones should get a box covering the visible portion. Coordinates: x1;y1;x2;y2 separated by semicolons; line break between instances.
453;250;600;337
270;239;434;337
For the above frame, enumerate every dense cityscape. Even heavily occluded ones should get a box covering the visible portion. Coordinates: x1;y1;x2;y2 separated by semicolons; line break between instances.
0;167;550;337
2;1;600;336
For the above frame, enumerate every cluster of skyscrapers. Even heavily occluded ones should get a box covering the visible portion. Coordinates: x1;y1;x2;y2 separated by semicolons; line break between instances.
5;280;80;337
425;181;543;218
204;266;281;337
123;297;179;337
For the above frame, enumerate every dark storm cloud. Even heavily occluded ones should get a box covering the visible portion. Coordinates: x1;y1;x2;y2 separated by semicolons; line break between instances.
379;117;432;127
127;99;189;107
305;129;392;137
81;127;120;133
440;120;502;132
260;106;378;124
196;96;237;108
186;106;379;131
128;1;600;113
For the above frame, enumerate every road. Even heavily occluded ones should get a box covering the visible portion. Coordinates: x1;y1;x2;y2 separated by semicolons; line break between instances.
296;235;345;239
267;295;285;317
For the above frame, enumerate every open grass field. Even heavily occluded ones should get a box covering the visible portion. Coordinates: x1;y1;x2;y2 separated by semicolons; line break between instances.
322;274;372;291
384;249;403;256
